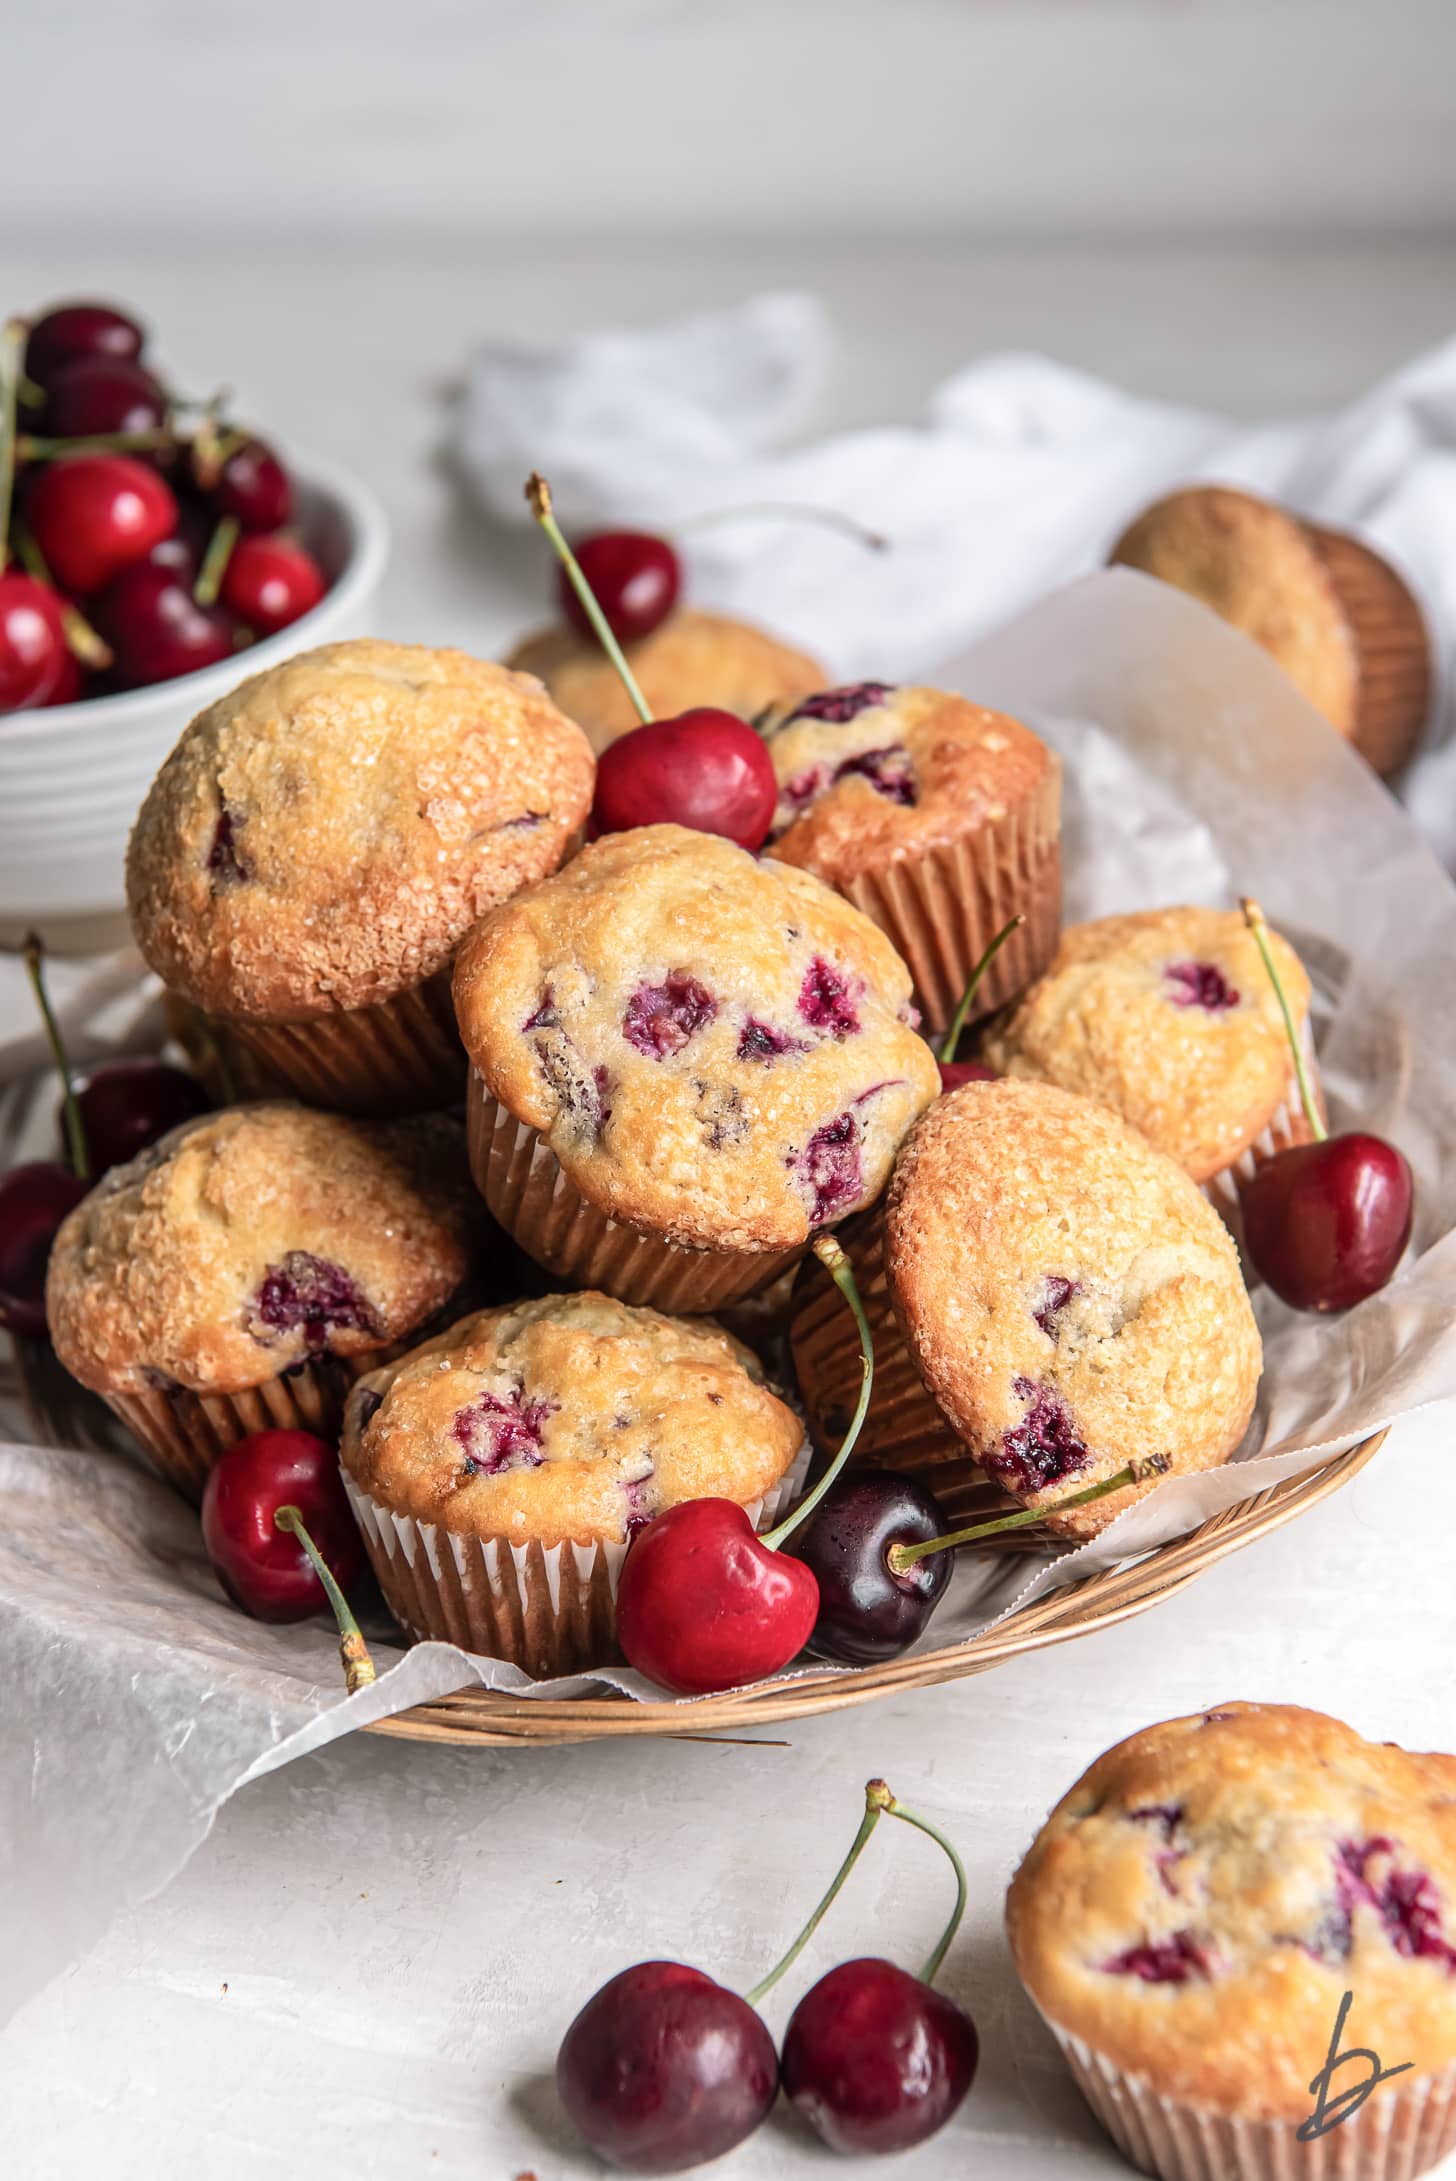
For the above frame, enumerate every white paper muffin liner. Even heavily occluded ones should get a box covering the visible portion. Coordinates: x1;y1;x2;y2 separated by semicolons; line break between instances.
1040;2009;1456;2181
341;1435;814;1679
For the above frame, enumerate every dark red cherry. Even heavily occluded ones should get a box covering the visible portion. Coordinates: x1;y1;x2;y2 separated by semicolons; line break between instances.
592;710;778;851
42;647;86;706
93;560;237;687
0;1162;88;1338
69;1058;209;1176
789;1473;953;1665
560;529;680;646
42;357;168;444
220;532;326;635
200;1429;366;1622
27;454;177;594
1241;1134;1414;1312
781;1956;978;2155
938;1059;998;1092
557;1960;777;2174
0;571;69;711
616;1497;819;1696
24;302;145;388
213;438;293;531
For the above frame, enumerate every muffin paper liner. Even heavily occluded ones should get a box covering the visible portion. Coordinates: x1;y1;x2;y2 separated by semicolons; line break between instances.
835;759;1062;1036
1203;1026;1326;1252
104;1359;353;1507
1304;521;1433;781
340;1436;813;1678
1039;2010;1456;2181
465;1071;805;1312
203;969;465;1117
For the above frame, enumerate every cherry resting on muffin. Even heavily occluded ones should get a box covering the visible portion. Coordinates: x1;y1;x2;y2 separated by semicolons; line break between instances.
527;471;777;850
936;913;1023;1091
1239;897;1414;1311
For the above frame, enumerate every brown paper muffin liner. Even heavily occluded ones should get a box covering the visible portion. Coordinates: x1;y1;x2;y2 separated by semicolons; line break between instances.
834;760;1062;1037
788;1209;1046;1551
104;1356;354;1506
1304;521;1433;781
341;1437;813;1678
465;1072;805;1313
1203;1029;1326;1255
200;969;465;1117
1039;2009;1456;2181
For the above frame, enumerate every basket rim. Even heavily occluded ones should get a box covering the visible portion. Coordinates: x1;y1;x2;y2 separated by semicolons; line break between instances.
365;1428;1386;1747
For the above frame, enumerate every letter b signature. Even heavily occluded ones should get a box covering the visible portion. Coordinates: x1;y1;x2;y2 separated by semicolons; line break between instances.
1297;1991;1413;2142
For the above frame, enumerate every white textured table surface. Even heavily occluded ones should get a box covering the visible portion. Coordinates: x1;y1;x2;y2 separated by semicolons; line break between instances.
3;241;1455;2179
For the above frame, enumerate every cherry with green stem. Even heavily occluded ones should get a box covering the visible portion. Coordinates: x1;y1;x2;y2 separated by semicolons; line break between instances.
936;912;1024;1089
1239;896;1413;1312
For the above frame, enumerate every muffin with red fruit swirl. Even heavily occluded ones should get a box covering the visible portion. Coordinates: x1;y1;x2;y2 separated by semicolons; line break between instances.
980;906;1324;1229
758;682;1061;1034
341;1291;809;1675
46;1103;474;1503
126;639;595;1115
1007;1704;1456;2181
790;1078;1260;1540
453;823;940;1313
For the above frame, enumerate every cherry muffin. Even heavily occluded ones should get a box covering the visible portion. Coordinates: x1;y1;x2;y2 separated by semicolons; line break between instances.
758;682;1061;1035
340;1291;810;1676
790;1078;1260;1540
507;606;824;755
1111;485;1432;779
980;906;1324;1230
453;823;940;1312
1007;1704;1456;2181
126;639;595;1114
46;1103;473;1502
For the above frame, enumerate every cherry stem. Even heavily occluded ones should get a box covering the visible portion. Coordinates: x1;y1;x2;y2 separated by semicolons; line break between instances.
938;914;1025;1066
17;428;174;460
1241;896;1325;1143
524;471;653;726
759;1235;874;1551
744;1778;893;2005
273;1504;377;1695
887;1453;1172;1570
22;931;89;1182
13;523;113;670
194;516;240;607
0;319;23;577
16;375;44;412
674;502;887;554
884;1796;969;1987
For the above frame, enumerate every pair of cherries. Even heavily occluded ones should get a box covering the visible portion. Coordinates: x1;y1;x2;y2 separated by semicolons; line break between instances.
558;1778;977;2170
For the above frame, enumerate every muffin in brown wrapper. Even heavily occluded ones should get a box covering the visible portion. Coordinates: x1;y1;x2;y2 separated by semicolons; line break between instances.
106;1358;353;1505
1302;520;1432;780
207;970;465;1117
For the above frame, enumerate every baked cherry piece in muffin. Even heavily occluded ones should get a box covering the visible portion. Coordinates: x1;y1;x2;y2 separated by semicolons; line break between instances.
1007;1704;1456;2164
507;606;824;755
453;824;940;1311
126;639;595;1113
340;1292;808;1673
759;683;1061;1033
45;1103;473;1502
981;906;1322;1220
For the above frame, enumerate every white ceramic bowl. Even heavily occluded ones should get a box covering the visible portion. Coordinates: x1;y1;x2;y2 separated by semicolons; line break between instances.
0;455;390;935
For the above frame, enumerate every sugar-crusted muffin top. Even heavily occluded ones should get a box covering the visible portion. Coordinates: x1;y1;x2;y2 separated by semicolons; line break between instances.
126;639;596;1018
453;825;941;1254
341;1291;805;1543
46;1103;472;1396
759;684;1057;884
506;607;825;754
980;907;1312;1182
1110;486;1358;735
1007;1703;1456;2119
883;1079;1260;1534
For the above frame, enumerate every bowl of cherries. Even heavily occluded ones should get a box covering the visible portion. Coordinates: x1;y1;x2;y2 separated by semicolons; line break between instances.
0;297;388;930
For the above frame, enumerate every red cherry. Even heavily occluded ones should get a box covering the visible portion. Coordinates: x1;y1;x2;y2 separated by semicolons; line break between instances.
27;454;177;594
42;357;168;444
0;1162;88;1338
42;647;86;707
220;532;326;636
560;529;680;645
1241;1133;1414;1312
213;438;293;531
68;1058;209;1176
0;571;68;711
557;1961;778;2173
592;710;778;850
24;301;144;388
93;560;237;687
201;1429;366;1623
780;1957;978;2154
938;1059;998;1092
616;1498;819;1696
